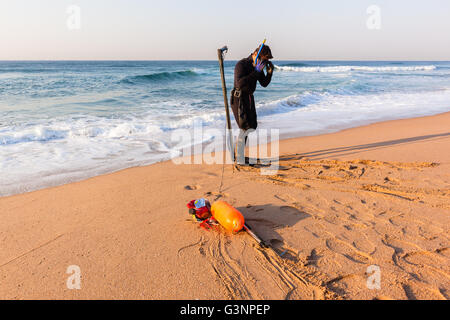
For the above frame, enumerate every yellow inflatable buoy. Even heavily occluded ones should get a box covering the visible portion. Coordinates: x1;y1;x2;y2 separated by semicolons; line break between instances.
211;201;245;233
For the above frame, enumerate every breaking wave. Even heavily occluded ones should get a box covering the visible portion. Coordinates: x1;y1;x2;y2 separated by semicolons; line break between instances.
274;65;437;73
121;70;199;83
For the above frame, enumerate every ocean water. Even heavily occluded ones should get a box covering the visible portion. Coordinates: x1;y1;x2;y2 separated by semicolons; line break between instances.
1;60;449;196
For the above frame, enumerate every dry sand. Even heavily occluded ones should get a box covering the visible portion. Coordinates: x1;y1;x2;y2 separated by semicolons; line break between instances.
0;112;449;300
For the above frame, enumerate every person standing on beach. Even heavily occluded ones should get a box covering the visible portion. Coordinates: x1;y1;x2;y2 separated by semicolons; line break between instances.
231;45;274;165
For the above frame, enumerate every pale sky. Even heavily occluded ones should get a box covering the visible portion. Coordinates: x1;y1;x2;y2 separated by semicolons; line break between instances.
0;0;449;60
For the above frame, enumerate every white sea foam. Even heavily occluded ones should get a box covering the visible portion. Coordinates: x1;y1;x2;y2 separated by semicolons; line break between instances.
275;65;437;73
258;89;450;138
0;106;229;196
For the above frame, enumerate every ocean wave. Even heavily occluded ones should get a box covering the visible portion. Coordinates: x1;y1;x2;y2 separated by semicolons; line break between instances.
276;62;310;67
255;92;325;117
121;70;199;84
274;65;437;73
258;88;450;139
0;126;68;146
0;120;166;146
0;68;50;74
0;108;224;147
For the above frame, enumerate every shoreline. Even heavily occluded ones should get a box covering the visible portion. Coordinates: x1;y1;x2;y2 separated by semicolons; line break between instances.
0;111;449;299
2;110;450;199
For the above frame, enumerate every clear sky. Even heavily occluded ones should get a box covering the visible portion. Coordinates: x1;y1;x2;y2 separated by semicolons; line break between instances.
1;0;449;60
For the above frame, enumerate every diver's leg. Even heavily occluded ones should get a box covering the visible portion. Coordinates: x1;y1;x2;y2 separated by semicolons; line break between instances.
236;129;247;165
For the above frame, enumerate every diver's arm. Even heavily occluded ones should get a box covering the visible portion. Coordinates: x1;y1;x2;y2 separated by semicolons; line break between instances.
258;71;272;87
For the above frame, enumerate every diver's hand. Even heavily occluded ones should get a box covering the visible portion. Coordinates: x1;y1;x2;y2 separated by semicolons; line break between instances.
255;60;266;72
266;61;274;74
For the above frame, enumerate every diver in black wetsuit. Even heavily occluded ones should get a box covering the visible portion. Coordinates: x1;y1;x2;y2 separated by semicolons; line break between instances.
231;45;274;165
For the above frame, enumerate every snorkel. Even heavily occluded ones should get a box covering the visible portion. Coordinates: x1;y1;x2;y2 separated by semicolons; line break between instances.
254;39;266;65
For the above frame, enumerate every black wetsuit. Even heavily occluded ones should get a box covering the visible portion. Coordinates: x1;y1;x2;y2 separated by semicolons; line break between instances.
230;55;272;130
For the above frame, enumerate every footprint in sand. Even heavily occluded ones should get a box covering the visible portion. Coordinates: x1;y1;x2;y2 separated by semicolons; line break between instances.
326;238;373;264
305;248;322;267
352;238;377;255
303;223;332;239
280;206;300;214
323;213;347;225
269;239;300;262
204;191;230;199
332;199;375;223
184;185;200;191
280;206;311;221
394;249;450;287
373;220;403;238
418;223;444;239
388;214;418;227
381;235;423;254
246;205;265;213
326;274;364;297
337;229;376;255
274;194;298;203
403;250;447;268
436;247;450;258
203;172;218;177
402;282;447;300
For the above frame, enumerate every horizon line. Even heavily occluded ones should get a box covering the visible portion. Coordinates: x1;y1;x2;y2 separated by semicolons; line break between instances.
1;59;449;62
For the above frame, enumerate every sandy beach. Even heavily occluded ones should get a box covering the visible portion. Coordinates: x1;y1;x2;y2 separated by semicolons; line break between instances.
0;112;449;300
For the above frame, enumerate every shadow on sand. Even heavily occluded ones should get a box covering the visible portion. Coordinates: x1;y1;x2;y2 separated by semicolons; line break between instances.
237;204;310;257
278;132;450;161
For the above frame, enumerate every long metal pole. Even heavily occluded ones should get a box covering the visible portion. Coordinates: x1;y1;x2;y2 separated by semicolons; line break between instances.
217;47;234;162
244;223;267;248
